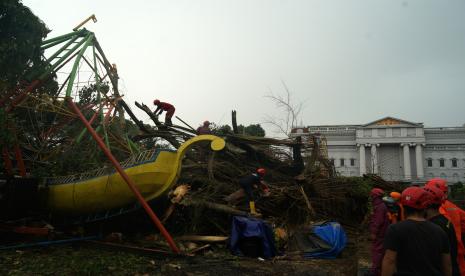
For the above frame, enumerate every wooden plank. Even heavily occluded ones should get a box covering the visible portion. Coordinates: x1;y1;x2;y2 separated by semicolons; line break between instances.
177;235;228;242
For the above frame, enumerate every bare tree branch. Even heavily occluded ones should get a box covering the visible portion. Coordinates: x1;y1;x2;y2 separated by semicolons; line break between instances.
263;80;304;137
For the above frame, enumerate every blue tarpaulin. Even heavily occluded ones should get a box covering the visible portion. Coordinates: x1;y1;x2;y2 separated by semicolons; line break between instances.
303;221;347;259
229;216;277;259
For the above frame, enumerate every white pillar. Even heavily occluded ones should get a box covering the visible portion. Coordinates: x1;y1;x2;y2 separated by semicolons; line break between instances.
371;144;378;174
402;143;411;180
359;144;366;176
415;144;424;179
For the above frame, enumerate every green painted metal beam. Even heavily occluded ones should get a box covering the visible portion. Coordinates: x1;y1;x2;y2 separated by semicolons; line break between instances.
65;33;95;97
127;135;140;154
37;35;89;81
44;35;80;64
93;45;111;150
42;29;86;45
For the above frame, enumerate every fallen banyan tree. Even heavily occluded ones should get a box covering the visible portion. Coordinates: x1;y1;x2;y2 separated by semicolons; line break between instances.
128;107;404;241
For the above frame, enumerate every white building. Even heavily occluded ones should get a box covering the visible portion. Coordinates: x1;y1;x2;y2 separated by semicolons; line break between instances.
290;117;465;183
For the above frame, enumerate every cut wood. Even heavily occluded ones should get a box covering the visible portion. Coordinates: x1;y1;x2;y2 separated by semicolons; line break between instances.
181;199;249;217
177;235;228;242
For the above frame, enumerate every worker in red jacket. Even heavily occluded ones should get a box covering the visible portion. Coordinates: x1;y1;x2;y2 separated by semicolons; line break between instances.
426;178;465;276
197;121;212;135
153;99;175;126
423;185;460;276
369;188;390;276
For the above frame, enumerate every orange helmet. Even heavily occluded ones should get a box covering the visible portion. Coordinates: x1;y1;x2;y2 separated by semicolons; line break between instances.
425;178;448;193
401;186;431;210
153;99;160;105
256;168;266;177
390;192;401;201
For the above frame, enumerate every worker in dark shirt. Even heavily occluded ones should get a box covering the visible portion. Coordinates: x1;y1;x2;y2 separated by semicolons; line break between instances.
381;186;452;276
424;185;460;276
153;99;175;125
238;168;270;216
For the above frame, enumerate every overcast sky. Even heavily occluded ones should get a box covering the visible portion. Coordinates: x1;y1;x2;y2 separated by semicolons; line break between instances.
24;0;465;136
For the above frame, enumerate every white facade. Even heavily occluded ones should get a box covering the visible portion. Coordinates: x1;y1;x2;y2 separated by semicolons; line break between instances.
290;117;465;183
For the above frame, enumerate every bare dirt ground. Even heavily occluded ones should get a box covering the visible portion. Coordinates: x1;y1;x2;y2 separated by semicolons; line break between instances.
0;239;369;276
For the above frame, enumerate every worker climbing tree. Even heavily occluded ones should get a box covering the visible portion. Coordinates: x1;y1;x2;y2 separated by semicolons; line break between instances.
153;99;175;126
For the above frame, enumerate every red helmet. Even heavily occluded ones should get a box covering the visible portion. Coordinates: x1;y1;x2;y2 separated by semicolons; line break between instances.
425;178;448;193
423;185;445;205
370;188;384;198
401;186;431;210
153;99;160;105
257;168;266;177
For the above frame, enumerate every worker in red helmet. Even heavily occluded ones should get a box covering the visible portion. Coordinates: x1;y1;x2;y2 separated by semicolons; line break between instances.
153;99;175;126
381;186;452;276
225;168;270;216
426;178;465;275
369;188;390;276
424;185;460;276
196;120;212;135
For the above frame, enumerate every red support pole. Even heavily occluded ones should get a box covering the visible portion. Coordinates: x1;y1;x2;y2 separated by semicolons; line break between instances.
14;144;26;177
87;109;99;125
104;105;115;124
67;98;180;254
2;147;13;175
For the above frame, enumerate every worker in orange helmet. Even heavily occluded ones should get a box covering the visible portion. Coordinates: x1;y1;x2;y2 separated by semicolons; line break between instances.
426;178;465;276
383;195;399;224
390;191;404;222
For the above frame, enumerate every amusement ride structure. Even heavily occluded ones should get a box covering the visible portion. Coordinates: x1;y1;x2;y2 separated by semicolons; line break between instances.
0;15;225;254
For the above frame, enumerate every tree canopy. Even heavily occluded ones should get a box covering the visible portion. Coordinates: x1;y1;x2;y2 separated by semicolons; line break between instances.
238;124;266;137
212;123;266;137
0;0;51;93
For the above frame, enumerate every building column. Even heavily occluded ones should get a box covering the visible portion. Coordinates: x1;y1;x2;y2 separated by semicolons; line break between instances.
371;144;378;174
415;143;424;179
402;143;411;180
359;144;366;176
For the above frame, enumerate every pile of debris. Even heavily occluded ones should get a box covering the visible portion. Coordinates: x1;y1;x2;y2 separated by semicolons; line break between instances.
124;108;404;257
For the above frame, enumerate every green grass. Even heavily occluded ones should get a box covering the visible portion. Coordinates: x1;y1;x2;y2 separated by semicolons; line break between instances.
0;245;158;275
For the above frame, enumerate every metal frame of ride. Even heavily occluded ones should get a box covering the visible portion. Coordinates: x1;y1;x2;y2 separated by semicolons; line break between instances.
0;17;180;253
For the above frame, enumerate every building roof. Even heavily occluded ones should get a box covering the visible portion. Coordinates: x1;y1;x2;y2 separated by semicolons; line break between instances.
361;116;423;127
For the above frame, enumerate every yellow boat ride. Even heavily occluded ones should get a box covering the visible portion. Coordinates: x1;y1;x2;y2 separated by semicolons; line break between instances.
44;135;225;215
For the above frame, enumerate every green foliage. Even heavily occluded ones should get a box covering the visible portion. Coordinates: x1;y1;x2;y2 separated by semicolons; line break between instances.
238;124;266;137
211;123;266;137
78;82;110;105
344;176;377;198
450;182;465;200
211;123;233;136
0;0;50;91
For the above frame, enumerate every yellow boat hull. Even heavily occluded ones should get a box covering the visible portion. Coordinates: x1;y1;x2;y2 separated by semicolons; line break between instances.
46;135;225;215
